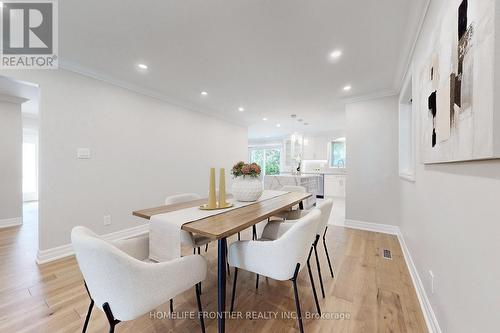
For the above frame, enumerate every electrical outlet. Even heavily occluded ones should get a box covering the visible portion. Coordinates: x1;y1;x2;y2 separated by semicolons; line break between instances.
77;148;91;159
103;215;112;226
429;270;435;294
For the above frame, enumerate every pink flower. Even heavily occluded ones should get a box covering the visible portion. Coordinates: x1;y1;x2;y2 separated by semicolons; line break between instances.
241;165;251;174
250;164;261;173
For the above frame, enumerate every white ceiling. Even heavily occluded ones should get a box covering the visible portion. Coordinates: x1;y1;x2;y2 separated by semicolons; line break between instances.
59;0;427;139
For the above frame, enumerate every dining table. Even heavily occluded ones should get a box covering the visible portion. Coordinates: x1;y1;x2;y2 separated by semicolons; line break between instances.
133;190;312;333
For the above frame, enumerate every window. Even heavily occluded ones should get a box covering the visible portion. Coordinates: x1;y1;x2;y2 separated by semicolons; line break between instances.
329;138;346;168
249;147;281;176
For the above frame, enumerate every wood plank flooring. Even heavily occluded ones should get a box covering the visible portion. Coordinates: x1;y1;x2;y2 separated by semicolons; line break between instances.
0;203;427;332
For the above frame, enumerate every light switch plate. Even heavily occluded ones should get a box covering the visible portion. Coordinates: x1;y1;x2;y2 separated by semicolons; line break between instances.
103;215;112;226
77;148;91;159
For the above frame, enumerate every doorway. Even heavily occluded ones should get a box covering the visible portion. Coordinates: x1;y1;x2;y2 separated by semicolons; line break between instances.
23;129;39;202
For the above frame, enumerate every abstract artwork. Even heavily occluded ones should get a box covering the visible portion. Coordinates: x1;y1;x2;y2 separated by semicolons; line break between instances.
420;0;497;163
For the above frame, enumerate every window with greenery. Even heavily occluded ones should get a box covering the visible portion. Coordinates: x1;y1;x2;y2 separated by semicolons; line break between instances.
330;140;346;168
249;148;281;176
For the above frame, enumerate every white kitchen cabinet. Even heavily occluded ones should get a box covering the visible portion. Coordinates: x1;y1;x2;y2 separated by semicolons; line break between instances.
324;174;346;197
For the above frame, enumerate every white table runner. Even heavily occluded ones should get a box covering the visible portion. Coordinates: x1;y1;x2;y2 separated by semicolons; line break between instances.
149;190;288;262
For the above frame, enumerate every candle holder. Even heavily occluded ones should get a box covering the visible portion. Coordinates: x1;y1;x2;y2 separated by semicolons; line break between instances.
200;167;234;210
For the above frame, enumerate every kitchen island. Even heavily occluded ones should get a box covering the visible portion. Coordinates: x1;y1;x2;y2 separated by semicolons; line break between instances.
264;174;320;208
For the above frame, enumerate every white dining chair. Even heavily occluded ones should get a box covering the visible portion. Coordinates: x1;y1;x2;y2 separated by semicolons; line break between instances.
268;185;307;225
227;209;322;333
71;226;207;333
165;193;212;253
261;199;335;298
166;193;233;279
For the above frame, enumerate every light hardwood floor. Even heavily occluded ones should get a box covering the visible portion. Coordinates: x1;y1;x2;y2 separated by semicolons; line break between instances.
0;203;427;332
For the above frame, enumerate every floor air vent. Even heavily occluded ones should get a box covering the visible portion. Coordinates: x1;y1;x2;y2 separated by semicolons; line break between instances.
383;249;392;260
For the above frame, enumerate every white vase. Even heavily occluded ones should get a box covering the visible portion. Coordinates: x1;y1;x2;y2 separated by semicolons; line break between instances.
231;176;263;202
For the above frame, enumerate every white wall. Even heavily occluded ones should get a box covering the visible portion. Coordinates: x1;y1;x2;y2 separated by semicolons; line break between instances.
0;100;22;221
345;96;400;226
399;0;500;332
0;70;247;250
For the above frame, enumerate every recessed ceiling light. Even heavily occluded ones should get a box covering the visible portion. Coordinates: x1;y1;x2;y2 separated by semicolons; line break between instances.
137;63;148;70
238;107;244;112
201;91;208;96
343;85;352;91
276;124;281;128
262;117;268;121
329;49;343;60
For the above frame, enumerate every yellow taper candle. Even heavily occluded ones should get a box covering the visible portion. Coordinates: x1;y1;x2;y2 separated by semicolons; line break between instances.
207;168;217;209
218;168;227;207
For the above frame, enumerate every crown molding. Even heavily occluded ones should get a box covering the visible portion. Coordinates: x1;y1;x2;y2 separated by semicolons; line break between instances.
341;88;399;104
393;0;432;92
58;60;248;128
0;93;28;104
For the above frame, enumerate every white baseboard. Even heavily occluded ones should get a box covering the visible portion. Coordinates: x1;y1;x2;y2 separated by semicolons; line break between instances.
344;219;441;333
0;217;22;228
397;232;442;333
36;224;149;265
344;218;400;235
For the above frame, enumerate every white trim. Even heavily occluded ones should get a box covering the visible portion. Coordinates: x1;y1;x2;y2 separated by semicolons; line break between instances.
394;0;432;91
0;93;29;104
0;217;22;228
397;232;442;333
344;219;442;333
398;68;416;182
36;224;149;264
344;219;400;235
399;172;416;182
341;89;399;105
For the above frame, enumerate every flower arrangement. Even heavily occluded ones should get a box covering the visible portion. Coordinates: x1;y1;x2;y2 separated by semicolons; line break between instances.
231;161;262;178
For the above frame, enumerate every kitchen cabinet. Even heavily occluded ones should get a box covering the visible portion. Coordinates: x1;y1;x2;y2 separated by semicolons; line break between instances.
324;174;346;197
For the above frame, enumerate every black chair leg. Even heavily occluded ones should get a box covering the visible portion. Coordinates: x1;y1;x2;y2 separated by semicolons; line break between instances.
323;227;335;278
252;225;257;240
255;274;259;290
307;250;321;314
193;248;196;255
195;284;206;333
230;267;238;312
197;247;201;254
290;264;304;333
102;302;120;333
238;232;241;241
313;235;325;298
82;282;94;333
82;299;94;333
170;298;174;313
205;243;209;252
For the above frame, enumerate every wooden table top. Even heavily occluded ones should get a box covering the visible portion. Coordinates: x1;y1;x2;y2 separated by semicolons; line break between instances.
133;191;311;239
